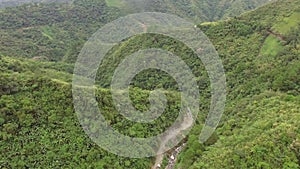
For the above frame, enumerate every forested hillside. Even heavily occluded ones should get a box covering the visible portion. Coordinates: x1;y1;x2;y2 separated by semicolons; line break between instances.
177;0;300;168
0;0;300;168
109;0;275;22
0;0;71;8
0;0;121;61
0;0;274;61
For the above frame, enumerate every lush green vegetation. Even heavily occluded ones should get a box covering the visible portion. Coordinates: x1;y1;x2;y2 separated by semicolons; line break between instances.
0;0;121;61
0;56;156;168
115;0;275;22
105;0;124;8
176;1;300;168
0;0;300;168
260;35;284;57
272;12;300;36
0;0;273;62
0;0;71;8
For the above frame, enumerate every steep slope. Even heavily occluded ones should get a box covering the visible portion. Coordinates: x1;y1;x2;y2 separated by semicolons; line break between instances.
0;0;274;62
93;1;300;168
0;0;299;168
175;0;300;168
0;0;121;61
0;56;168;168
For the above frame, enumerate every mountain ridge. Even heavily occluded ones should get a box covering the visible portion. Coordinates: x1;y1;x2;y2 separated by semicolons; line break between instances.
0;0;299;168
0;0;275;61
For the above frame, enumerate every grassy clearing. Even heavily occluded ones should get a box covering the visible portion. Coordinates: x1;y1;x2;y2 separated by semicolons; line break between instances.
260;35;284;57
40;69;72;83
40;26;54;40
272;12;300;35
200;21;219;26
105;0;124;8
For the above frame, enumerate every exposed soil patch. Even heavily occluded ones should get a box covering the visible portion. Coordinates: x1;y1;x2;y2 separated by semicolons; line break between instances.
267;29;286;41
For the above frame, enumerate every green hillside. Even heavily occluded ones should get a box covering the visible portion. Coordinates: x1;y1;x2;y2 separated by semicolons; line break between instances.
0;0;300;168
177;0;300;168
0;0;121;61
0;0;274;62
106;0;275;22
0;0;71;8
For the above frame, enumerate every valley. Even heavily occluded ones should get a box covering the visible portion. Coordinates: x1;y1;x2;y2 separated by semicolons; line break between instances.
0;0;300;168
